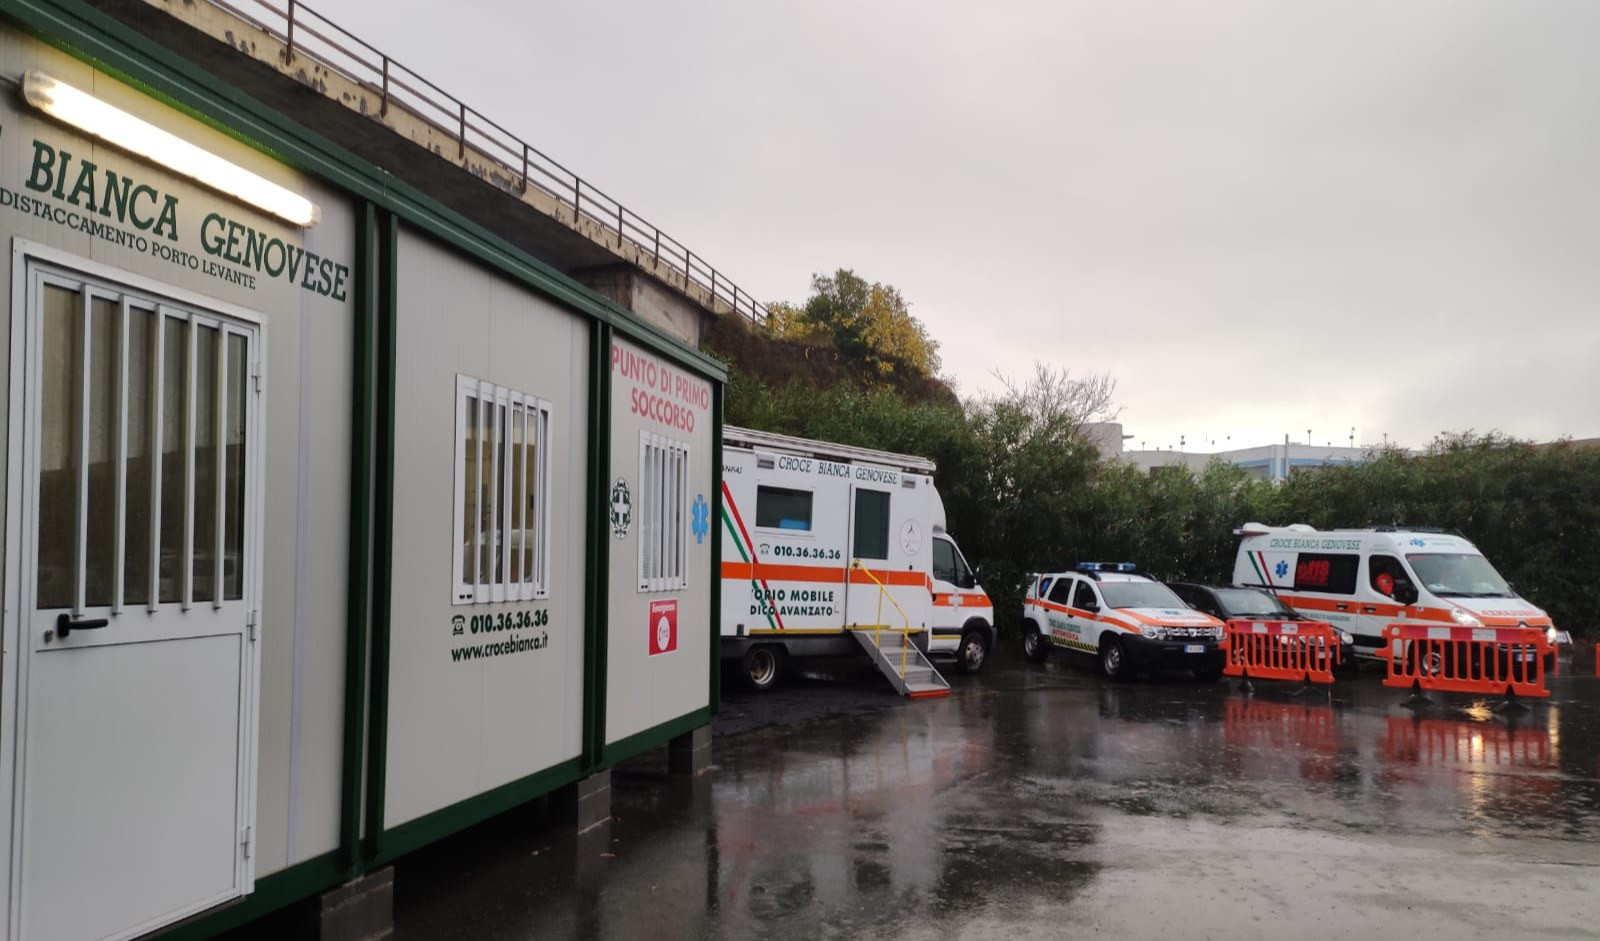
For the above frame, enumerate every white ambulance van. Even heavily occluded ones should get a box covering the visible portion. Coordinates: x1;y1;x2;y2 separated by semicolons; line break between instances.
1232;524;1570;664
720;427;994;691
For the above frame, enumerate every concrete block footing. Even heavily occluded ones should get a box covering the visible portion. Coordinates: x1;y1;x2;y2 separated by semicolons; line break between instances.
318;867;394;941
668;724;714;777
553;769;612;834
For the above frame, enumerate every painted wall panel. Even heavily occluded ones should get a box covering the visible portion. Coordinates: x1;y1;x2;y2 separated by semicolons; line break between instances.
606;335;713;745
0;30;354;880
384;227;588;830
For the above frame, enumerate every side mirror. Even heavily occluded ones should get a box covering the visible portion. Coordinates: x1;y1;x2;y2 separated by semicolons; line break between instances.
1082;601;1100;613
1394;580;1419;606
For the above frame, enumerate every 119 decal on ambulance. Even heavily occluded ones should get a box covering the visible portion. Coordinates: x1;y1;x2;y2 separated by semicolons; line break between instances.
719;427;993;693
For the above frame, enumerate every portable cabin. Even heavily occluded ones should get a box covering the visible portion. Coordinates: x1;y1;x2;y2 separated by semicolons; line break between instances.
0;3;723;939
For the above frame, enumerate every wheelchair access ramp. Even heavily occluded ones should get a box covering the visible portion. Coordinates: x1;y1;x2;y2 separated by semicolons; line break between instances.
850;629;951;699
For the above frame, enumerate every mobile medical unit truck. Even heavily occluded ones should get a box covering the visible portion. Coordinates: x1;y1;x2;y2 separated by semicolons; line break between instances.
719;426;993;695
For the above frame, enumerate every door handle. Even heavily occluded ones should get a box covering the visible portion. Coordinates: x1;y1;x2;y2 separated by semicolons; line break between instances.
1362;606;1378;614
1335;603;1349;612
56;612;109;639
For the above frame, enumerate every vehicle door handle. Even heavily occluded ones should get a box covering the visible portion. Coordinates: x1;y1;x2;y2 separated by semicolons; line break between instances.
56;612;109;639
1335;603;1349;612
1362;606;1378;614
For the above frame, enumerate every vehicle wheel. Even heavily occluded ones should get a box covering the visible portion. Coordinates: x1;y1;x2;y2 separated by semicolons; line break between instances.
1100;637;1131;681
741;645;783;692
1406;644;1444;677
956;630;990;674
1193;668;1223;683
1022;623;1049;663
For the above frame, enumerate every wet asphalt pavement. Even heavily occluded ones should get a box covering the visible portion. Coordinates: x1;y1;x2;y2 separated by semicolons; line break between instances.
364;649;1598;939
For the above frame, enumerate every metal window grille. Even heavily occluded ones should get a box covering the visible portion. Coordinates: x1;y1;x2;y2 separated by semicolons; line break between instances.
638;431;689;592
453;375;550;604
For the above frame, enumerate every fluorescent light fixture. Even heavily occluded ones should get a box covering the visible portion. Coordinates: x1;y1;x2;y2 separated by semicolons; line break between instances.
21;69;320;227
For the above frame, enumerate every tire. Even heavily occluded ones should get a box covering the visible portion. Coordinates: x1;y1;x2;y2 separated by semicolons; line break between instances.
1022;622;1049;663
1100;637;1131;681
741;645;783;693
956;629;991;674
1194;668;1223;683
1406;643;1444;678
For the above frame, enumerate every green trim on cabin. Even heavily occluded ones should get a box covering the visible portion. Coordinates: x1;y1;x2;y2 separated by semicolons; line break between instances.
0;0;727;383
709;382;724;713
585;323;613;770
600;708;714;768
338;200;377;880
146;850;344;941
361;209;399;863
368;757;585;868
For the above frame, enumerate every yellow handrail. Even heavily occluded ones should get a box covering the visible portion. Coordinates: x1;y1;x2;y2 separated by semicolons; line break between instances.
850;560;914;677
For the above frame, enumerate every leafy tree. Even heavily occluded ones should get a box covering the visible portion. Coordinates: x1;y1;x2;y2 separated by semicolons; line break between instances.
783;269;942;379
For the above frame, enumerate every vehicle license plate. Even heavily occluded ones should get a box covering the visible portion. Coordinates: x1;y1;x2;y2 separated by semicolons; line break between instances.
1184;644;1205;654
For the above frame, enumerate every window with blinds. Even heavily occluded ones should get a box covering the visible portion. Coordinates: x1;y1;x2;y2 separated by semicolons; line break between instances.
639;431;689;592
453;376;551;604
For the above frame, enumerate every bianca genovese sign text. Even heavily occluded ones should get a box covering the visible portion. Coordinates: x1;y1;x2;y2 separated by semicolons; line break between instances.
4;139;350;299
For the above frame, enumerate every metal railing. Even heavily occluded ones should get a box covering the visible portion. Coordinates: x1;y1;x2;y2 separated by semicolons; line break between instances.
197;0;770;325
850;560;914;678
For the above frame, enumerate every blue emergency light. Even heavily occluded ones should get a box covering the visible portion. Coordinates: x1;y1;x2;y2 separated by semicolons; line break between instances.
1077;562;1137;572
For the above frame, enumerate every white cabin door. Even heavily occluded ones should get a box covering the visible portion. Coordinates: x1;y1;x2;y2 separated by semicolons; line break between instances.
10;266;261;941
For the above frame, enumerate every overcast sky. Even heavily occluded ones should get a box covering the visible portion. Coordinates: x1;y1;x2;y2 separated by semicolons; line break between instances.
311;0;1600;451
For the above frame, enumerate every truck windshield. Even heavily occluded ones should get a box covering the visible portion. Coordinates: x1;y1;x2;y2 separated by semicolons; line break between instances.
1405;553;1513;598
1214;588;1296;619
1099;581;1186;609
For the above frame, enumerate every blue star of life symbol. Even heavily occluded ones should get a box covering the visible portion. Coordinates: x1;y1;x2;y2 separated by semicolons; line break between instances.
1274;561;1290;578
691;493;710;544
1410;538;1425;547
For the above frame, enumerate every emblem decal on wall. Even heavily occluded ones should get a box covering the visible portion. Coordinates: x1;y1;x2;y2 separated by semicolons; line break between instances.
610;477;632;538
692;493;710;544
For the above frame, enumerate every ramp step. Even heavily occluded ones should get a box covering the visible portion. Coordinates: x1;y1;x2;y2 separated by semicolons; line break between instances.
849;629;951;699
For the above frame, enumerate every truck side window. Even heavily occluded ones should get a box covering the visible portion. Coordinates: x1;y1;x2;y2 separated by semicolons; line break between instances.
1073;581;1098;611
1048;579;1074;605
756;486;813;531
1293;553;1360;594
932;538;958;584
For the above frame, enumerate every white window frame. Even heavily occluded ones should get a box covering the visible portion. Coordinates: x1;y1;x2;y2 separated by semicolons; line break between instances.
638;430;689;592
452;375;551;605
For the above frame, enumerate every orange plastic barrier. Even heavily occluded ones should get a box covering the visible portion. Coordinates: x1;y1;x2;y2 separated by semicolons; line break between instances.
1223;620;1341;685
1380;623;1550;699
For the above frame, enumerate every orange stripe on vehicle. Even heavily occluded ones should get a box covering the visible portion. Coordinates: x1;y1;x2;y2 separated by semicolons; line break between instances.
721;561;930;588
1026;598;1140;633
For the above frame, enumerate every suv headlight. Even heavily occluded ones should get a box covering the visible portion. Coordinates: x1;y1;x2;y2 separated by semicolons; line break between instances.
1143;625;1170;641
1450;608;1483;628
1337;630;1354;645
1545;626;1567;644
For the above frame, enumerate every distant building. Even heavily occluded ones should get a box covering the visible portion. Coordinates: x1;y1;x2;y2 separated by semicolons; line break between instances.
1082;423;1402;483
